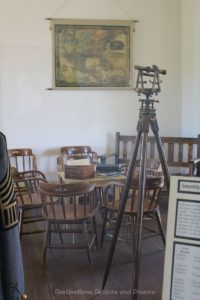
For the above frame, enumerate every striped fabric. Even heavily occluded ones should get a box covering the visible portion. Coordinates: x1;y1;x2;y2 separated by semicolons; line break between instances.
0;132;25;300
0;164;18;229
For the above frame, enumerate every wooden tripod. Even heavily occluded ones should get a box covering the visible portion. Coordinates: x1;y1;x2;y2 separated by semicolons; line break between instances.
102;65;170;299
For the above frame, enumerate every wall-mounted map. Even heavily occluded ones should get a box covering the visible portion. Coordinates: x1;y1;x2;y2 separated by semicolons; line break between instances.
50;19;134;89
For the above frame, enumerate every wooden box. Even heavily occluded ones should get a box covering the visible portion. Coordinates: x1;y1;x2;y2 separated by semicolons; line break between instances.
64;165;95;179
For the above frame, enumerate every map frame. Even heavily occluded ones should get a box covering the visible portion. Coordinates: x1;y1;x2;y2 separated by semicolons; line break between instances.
50;19;134;89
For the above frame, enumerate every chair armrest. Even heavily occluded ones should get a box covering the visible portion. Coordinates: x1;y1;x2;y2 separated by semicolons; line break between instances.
119;164;129;175
189;157;200;164
102;181;125;207
103;181;125;196
12;170;46;180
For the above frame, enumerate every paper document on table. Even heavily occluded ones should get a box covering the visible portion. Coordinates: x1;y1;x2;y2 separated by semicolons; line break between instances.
66;158;91;166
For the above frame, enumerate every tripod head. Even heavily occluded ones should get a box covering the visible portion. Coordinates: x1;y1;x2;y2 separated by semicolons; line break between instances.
134;64;166;111
135;64;166;97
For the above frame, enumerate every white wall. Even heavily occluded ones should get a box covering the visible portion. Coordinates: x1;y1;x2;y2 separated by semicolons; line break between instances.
181;0;200;136
0;0;182;179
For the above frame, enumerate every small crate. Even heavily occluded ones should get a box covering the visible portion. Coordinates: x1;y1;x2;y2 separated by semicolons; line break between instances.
64;165;95;179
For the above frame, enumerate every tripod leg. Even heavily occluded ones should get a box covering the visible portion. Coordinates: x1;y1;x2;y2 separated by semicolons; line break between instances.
150;116;170;190
102;128;142;290
132;130;148;299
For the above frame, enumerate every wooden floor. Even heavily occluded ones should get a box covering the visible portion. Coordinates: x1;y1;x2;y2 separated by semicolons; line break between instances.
21;199;168;300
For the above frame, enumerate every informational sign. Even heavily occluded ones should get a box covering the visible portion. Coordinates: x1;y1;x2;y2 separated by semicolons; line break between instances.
162;176;200;300
175;200;200;240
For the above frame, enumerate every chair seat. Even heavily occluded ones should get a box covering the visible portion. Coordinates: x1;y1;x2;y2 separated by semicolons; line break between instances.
105;197;158;214
46;203;99;222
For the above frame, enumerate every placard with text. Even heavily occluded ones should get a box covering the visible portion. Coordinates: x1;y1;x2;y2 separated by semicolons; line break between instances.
162;176;200;300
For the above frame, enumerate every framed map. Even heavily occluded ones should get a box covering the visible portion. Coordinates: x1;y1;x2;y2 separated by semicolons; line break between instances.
50;19;134;89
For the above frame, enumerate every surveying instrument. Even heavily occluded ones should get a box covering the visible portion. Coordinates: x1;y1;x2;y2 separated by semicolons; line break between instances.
102;65;170;299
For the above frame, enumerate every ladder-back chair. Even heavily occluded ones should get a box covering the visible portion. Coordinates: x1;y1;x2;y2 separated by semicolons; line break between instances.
8;148;37;173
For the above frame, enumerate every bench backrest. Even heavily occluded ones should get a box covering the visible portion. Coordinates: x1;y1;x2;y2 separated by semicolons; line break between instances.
115;132;200;174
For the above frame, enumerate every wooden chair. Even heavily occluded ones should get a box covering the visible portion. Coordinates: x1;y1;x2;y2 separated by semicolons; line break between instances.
100;176;165;249
13;170;47;236
57;146;98;172
39;181;99;266
8;148;37;172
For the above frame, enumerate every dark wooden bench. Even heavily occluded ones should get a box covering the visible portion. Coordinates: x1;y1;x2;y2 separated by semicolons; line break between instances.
101;132;200;176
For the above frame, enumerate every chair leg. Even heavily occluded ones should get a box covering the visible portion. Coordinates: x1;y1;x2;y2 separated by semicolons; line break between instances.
42;222;51;266
54;223;64;244
92;216;98;249
155;209;166;246
100;209;107;249
131;215;137;256
83;221;92;266
95;187;101;205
